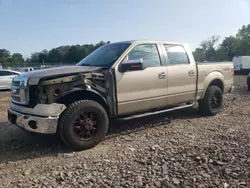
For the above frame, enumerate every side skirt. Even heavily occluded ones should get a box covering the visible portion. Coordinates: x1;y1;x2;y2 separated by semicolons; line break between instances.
117;103;195;121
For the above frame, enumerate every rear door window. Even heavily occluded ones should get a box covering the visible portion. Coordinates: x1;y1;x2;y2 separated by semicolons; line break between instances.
164;44;189;65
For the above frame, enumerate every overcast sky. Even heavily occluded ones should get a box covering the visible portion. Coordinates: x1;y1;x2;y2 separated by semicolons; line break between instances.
0;0;249;58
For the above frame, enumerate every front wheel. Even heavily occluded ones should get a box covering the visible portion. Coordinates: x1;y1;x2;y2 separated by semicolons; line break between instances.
198;85;223;116
58;100;109;151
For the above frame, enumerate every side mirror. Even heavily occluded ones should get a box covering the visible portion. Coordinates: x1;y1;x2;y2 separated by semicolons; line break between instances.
119;58;144;72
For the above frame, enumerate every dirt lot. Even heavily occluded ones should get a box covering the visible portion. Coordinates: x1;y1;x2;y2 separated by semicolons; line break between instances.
0;76;249;188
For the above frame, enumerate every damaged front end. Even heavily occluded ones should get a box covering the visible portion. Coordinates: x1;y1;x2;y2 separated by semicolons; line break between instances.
37;72;106;104
8;66;116;134
30;68;115;115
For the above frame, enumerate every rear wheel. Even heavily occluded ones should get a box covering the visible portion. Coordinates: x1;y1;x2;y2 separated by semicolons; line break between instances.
198;85;223;116
58;100;109;151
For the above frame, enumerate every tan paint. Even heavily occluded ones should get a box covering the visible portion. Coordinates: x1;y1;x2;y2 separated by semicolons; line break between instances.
116;66;168;115
113;40;234;116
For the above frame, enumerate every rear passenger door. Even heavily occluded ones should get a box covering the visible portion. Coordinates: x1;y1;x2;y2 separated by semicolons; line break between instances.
115;43;168;115
163;44;197;105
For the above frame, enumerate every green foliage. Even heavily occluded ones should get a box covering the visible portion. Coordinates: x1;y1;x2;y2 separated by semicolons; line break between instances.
0;42;111;66
193;48;205;62
30;52;40;62
47;48;62;63
193;24;250;62
38;49;48;63
27;41;110;64
0;49;11;66
221;36;237;60
25;58;31;64
215;46;228;61
11;53;24;66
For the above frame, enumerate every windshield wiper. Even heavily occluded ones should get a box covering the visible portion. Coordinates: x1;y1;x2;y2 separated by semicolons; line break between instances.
93;64;109;68
78;63;109;68
80;64;94;67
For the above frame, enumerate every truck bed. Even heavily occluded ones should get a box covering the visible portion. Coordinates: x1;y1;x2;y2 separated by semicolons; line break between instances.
196;62;234;100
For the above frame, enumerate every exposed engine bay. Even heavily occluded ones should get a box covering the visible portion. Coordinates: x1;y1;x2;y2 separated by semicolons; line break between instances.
37;71;106;104
10;65;118;116
20;67;116;116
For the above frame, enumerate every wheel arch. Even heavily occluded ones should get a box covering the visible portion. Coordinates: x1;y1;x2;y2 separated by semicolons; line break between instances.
201;71;225;99
56;88;110;116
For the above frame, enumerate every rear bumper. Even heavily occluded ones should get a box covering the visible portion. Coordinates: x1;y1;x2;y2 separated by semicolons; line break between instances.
224;85;234;94
8;108;59;134
247;75;250;84
229;85;234;93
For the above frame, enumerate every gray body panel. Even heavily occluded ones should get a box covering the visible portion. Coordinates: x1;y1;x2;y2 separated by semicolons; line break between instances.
18;66;102;85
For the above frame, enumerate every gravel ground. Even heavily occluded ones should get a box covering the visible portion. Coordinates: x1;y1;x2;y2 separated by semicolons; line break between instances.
0;76;249;188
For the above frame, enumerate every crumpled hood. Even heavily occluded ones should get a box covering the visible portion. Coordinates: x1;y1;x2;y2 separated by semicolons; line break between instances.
14;66;102;85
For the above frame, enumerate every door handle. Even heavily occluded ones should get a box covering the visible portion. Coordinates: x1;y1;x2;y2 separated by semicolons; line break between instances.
188;70;195;76
158;72;166;79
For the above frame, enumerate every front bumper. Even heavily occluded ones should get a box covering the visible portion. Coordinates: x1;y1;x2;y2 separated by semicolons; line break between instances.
8;108;59;134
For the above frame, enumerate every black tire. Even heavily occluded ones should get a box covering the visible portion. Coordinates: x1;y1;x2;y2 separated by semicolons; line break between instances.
198;85;223;116
58;100;109;151
247;76;250;91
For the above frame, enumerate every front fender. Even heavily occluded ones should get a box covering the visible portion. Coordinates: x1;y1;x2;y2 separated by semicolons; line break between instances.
56;87;110;115
58;87;108;104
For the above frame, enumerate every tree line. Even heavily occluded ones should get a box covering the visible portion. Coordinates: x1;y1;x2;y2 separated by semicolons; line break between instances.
193;24;250;62
0;41;110;67
1;24;250;67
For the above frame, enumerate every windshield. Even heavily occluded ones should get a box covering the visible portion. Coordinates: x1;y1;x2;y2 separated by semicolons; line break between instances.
76;42;131;68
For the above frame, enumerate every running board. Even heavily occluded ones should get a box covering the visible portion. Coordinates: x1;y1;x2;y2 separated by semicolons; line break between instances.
118;103;194;120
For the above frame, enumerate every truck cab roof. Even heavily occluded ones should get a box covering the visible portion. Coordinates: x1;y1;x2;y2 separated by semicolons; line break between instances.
113;40;185;45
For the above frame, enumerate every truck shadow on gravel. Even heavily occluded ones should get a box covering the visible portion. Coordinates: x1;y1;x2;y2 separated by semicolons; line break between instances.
0;108;201;164
108;108;200;137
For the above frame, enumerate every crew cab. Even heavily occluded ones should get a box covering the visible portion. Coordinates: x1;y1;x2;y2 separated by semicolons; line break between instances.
7;40;234;150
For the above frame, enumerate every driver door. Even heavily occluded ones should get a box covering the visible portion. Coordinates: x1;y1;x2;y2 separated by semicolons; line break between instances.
115;43;168;115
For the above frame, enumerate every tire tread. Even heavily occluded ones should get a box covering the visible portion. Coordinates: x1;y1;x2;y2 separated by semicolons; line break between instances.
58;100;109;150
198;85;223;116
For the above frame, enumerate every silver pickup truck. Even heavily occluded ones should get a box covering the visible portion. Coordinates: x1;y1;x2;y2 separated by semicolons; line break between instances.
8;40;234;150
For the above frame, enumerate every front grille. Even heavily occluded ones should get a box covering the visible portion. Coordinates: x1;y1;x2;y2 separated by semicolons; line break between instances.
11;80;21;104
12;96;21;103
12;80;20;87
